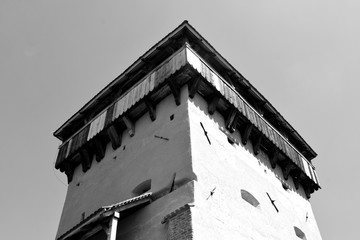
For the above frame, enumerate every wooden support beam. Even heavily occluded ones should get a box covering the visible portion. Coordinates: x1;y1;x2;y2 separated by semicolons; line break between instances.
188;76;202;98
81;148;92;172
241;123;253;145
253;135;263;156
122;116;135;137
106;212;120;240
93;139;105;162
168;80;181;106
64;163;74;183
225;109;238;133
282;163;296;180
208;95;220;115
270;149;279;169
107;125;122;150
144;98;156;121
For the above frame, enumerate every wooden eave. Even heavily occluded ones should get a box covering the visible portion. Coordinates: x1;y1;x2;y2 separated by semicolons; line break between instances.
53;20;316;160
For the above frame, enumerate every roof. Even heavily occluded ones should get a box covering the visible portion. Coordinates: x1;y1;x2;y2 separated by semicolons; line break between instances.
57;192;152;240
53;20;317;160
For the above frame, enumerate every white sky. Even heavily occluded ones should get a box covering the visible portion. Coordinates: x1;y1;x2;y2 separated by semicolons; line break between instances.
1;1;359;239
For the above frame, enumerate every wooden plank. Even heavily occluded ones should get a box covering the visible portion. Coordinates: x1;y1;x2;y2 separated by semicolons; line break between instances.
122;116;135;137
225;109;238;133
241;123;253;145
144;98;156;121
208;95;220;115
93;139;105;162
168;80;181;106
188;76;202;98
107;125;122;150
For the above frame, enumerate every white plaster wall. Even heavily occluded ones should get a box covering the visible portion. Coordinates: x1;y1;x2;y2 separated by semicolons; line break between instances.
188;94;322;240
56;87;196;238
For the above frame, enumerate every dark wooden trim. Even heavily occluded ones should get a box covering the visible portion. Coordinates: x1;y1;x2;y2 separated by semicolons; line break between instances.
107;125;122;150
225;109;238;133
144;98;156;121
64;163;74;183
168;80;181;106
282;163;296;180
270;149;279;169
188;76;202;98
93;139;105;162
253;135;263;156
241;123;253;145
81;148;92;172
122;116;135;137
208;95;220;115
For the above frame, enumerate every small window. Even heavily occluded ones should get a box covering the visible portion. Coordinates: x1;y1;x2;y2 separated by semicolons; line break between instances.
241;190;260;207
294;226;307;240
132;179;151;196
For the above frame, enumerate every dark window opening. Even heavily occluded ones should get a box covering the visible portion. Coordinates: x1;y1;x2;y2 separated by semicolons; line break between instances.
170;114;174;121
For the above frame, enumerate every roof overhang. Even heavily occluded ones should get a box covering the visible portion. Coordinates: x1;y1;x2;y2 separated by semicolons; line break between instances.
53;20;317;160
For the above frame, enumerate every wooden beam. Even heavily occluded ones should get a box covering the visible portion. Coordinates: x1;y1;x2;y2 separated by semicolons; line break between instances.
122;116;135;137
225;109;238;133
282;163;296;180
64;163;74;183
81;148;92;172
270;149;279;169
208;95;220;115
188;76;202;98
107;212;120;240
253;135;263;156
144;98;156;121
241;123;253;145
168;80;181;106
107;125;122;150
93;139;105;162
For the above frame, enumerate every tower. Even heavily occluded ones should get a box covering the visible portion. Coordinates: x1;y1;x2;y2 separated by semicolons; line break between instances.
54;21;322;240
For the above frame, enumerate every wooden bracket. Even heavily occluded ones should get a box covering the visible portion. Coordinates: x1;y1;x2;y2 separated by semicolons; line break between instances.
64;163;74;183
282;163;296;180
188;76;202;98
241;123;253;145
293;172;301;190
208;95;220;115
107;125;122;150
144;98;156;121
270;149;279;169
93;139;105;162
81;148;92;172
225;109;238;133
253;135;263;156
168;80;181;106
122;116;135;137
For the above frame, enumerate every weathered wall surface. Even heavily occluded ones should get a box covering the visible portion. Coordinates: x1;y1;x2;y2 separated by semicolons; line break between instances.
56;87;196;238
188;94;322;240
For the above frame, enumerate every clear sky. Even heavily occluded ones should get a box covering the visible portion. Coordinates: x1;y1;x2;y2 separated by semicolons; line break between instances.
1;0;359;239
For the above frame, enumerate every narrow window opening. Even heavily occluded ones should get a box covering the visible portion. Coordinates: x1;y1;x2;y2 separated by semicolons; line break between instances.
294;226;307;240
241;190;260;208
81;212;85;221
170;114;174;121
123;145;126;150
132;179;152;196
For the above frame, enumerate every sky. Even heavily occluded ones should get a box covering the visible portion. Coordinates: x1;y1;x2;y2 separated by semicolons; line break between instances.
0;0;359;239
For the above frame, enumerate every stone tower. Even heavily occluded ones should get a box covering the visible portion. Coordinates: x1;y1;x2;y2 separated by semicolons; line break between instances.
54;21;322;240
